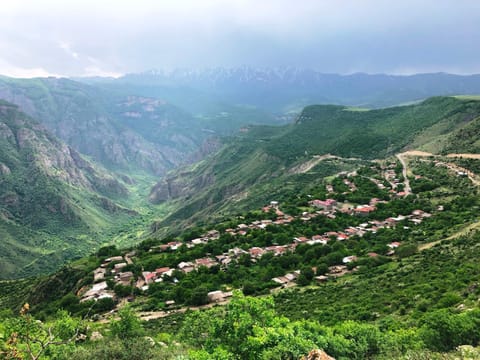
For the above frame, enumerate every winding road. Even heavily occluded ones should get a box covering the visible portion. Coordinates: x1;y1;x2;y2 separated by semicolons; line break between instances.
395;153;412;195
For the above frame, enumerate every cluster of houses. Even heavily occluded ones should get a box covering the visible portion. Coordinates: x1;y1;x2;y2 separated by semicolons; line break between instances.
381;161;408;197
79;165;436;306
80;255;133;303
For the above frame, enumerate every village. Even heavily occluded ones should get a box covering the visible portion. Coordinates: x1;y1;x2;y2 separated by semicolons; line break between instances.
78;160;437;308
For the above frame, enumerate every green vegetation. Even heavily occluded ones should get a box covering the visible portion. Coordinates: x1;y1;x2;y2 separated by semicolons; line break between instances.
4;95;480;358
0;100;161;278
150;96;480;236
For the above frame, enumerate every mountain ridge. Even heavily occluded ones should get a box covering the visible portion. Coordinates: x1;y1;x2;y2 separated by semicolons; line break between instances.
0;100;140;278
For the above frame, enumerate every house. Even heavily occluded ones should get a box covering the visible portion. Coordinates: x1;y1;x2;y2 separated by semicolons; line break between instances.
80;281;115;303
328;265;349;277
412;209;432;218
326;231;339;239
384;218;398;227
354;205;376;217
155;267;171;277
104;256;123;263
93;268;106;282
388;242;401;249
207;290;233;303
136;278;146;289
143;272;156;284
342;255;358;264
206;230;220;239
191;238;206;246
117;271;134;286
167;241;183;250
113;262;127;271
294;236;309;243
315;275;329;283
367;252;379;257
265;245;287;256
229;247;248;257
195;257;217;268
178;261;195;273
284;273;298;281
310;199;337;211
272;276;290;285
249;247;265;259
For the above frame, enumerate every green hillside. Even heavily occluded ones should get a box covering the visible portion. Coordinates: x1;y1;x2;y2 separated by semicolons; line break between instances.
0;76;286;177
0;100;143;278
149;96;480;235
4;141;480;358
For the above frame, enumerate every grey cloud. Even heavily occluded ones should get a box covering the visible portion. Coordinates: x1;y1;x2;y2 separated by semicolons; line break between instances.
0;0;479;77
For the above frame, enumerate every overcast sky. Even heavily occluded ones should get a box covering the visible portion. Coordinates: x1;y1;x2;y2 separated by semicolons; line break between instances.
0;0;479;78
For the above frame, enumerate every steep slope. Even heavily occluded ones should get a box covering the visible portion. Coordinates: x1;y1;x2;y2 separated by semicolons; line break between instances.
149;96;480;232
0;77;207;175
0;100;137;279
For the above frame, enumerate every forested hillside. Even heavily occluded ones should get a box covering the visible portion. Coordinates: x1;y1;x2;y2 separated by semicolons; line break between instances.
149;96;480;234
0;100;138;278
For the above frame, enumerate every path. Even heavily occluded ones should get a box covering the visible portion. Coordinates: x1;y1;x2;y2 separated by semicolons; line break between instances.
290;154;367;174
419;221;480;251
395;153;412;195
396;151;480;187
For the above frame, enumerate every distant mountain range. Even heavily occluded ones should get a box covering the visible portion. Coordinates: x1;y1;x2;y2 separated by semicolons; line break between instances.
114;68;480;111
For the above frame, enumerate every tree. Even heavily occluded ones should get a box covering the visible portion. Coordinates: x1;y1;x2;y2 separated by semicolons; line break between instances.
297;266;314;286
2;304;82;360
182;292;319;359
110;306;144;341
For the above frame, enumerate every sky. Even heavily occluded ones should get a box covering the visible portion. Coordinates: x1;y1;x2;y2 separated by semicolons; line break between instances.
0;0;479;78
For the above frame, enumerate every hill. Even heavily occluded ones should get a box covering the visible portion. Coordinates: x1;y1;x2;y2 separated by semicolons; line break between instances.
0;100;138;278
149;96;480;234
5;136;480;358
0;77;210;176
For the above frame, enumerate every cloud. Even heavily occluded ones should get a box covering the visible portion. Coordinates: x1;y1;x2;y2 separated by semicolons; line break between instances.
0;0;479;77
0;58;60;78
58;42;79;60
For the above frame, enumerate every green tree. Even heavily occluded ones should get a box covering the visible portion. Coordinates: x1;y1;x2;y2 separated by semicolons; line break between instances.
297;267;314;286
2;304;81;360
110;306;144;341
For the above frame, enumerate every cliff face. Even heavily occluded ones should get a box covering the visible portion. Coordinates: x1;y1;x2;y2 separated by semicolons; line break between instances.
0;101;126;195
0;100;136;278
0;78;210;176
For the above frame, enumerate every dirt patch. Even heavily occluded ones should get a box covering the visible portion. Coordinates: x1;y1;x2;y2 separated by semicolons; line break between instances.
289;154;336;174
399;151;435;157
446;153;480;159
